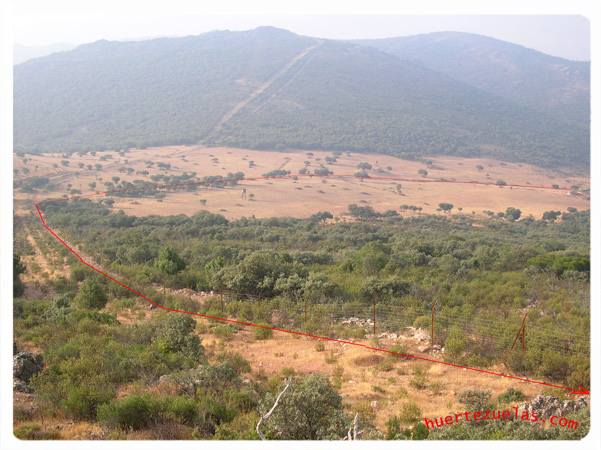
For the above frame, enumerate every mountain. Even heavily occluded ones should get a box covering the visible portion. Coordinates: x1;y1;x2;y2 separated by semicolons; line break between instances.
356;31;590;127
14;27;589;168
14;43;76;65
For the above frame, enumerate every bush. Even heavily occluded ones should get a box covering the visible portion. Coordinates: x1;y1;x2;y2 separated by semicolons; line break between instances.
74;278;107;309
62;384;114;420
258;374;348;439
409;373;428;390
97;395;159;430
217;352;251;374
253;324;273;340
540;350;570;380
13;424;61;440
154;314;205;364
413;316;430;330
457;389;493;410
497;388;525;404
444;326;466;359
213;412;259;440
163;396;198;425
399;401;422;424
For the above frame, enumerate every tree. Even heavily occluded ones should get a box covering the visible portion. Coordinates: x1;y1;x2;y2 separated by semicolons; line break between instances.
310;211;333;224
505;207;521;221
155;246;186;275
74;278;107;309
348;204;378;219
438;203;453;213
258;374;348;439
13;254;26;297
418;169;428;177
542;210;561;222
357;162;372;170
154;314;205;363
302;272;337;302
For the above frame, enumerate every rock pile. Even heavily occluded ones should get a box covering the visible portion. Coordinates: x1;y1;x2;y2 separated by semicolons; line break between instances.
14;350;43;392
520;395;588;419
341;317;374;329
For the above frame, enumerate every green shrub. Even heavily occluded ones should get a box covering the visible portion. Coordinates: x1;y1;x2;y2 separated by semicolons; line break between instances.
444;326;466;359
315;341;326;352
388;342;408;356
457;389;493;410
97;394;159;430
154;314;205;364
541;350;570;380
212;324;236;340
253;324;273;340
217;352;251;374
62;384;114;420
399;401;422;424
74;278;108;309
163;396;198;425
409;368;428;390
14;423;61;440
497;388;525;404
413;316;430;330
377;359;394;372
213;412;259;440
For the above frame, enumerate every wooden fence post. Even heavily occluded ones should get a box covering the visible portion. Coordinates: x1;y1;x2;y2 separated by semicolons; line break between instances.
511;311;528;352
431;301;437;345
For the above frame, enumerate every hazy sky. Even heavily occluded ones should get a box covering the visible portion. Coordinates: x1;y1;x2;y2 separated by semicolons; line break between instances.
13;12;590;61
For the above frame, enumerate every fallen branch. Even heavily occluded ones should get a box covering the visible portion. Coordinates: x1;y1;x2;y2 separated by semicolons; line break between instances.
344;413;360;440
256;382;290;440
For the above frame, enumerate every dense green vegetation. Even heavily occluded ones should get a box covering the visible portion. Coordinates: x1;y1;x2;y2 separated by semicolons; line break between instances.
14;27;588;168
14;199;589;440
358;31;590;129
34;199;589;390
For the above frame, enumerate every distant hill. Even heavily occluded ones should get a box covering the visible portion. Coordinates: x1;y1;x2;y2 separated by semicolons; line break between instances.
356;31;590;127
13;43;76;65
14;27;589;168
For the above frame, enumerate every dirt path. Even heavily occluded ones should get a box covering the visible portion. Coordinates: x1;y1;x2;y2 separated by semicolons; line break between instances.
22;227;55;282
209;40;323;136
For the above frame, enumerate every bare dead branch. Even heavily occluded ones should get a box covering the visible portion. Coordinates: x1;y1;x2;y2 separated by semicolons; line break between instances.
256;382;290;440
344;413;359;440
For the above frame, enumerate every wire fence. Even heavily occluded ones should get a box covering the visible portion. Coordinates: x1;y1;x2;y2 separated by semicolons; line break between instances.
166;289;590;363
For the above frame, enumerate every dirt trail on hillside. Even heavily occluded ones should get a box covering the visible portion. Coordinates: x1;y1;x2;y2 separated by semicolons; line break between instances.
209;40;323;135
23;227;55;281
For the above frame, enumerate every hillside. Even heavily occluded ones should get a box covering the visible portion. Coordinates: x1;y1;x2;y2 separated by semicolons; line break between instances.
13;43;76;65
357;31;590;127
14;27;589;168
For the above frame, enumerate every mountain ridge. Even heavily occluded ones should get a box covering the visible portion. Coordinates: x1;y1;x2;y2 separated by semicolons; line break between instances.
14;27;589;168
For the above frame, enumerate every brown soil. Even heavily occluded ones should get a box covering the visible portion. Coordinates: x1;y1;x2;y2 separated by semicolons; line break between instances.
14;146;589;220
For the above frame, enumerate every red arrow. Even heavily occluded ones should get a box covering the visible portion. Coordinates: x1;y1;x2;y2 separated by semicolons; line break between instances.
569;386;590;396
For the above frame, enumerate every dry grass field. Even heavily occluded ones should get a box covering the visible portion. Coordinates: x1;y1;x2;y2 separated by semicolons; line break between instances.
198;328;550;430
111;298;551;431
14;146;589;219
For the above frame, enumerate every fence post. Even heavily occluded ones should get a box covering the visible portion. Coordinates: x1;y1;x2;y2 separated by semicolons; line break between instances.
511;311;528;352
521;317;526;352
431;301;437;346
304;298;307;327
372;298;376;336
